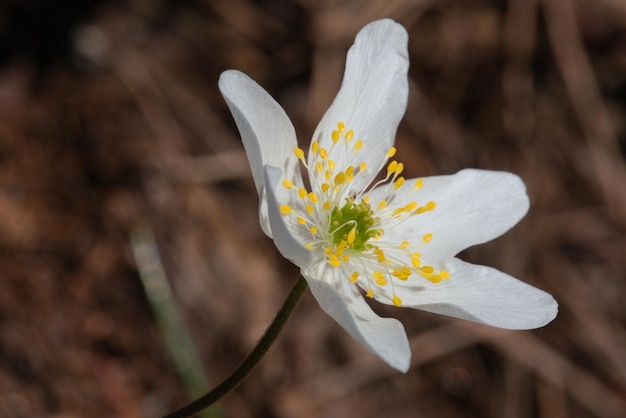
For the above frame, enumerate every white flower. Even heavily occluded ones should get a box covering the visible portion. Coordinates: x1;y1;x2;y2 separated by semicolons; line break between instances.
218;19;557;372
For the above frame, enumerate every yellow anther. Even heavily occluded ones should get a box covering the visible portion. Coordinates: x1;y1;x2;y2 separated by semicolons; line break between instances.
298;188;307;199
404;201;418;212
392;269;406;279
422;233;433;243
305;205;314;214
366;289;374;298
311;141;319;154
421;266;434;274
425;201;437;211
430;275;442;284
324;247;332;255
395;162;404;176
297;216;306;225
375;249;386;262
347;228;356;245
315;162;323;173
346;165;354;178
342;255;350;262
319;148;328;160
337;122;345;132
411;256;421;268
308;192;319;203
323;201;331;210
386;147;397;158
310;226;318;235
354;140;363;150
394;177;405;189
395;269;409;280
334;172;346;185
359;162;367;172
414;179;424;190
440;270;450;279
280;205;293;215
321;183;330;193
350;272;359;283
374;273;387;286
294;147;305;159
325;170;331;181
363;196;370;203
328;160;335;172
305;243;313;250
345;129;354;141
400;241;410;249
328;255;341;267
282;179;294;189
392;296;402;306
378;200;387;210
335;242;346;256
331;130;340;143
387;160;398;176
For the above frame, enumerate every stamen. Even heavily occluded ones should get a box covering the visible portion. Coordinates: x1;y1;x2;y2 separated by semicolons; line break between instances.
373;272;387;286
347;228;356;245
387;161;398;177
280;205;292;215
328;255;341;267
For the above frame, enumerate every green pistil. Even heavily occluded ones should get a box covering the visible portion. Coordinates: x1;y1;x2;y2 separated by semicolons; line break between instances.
329;198;380;251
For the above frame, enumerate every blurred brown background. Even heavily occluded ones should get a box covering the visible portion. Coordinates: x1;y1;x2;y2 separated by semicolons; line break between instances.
1;0;626;417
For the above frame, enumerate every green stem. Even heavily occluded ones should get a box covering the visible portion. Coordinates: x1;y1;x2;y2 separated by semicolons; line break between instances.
161;275;309;418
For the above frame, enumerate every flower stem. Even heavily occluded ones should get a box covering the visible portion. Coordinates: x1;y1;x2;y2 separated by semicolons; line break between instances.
161;275;309;418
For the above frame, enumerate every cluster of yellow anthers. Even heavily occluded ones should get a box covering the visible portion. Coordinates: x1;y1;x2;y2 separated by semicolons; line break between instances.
279;122;450;306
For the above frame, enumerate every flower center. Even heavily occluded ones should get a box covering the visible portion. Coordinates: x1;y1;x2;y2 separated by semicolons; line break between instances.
279;121;450;306
328;198;379;251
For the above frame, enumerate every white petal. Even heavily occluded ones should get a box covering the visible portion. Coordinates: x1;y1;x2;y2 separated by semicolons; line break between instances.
376;169;530;260
309;19;409;190
303;262;411;372
264;166;312;268
219;70;302;236
374;258;558;330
